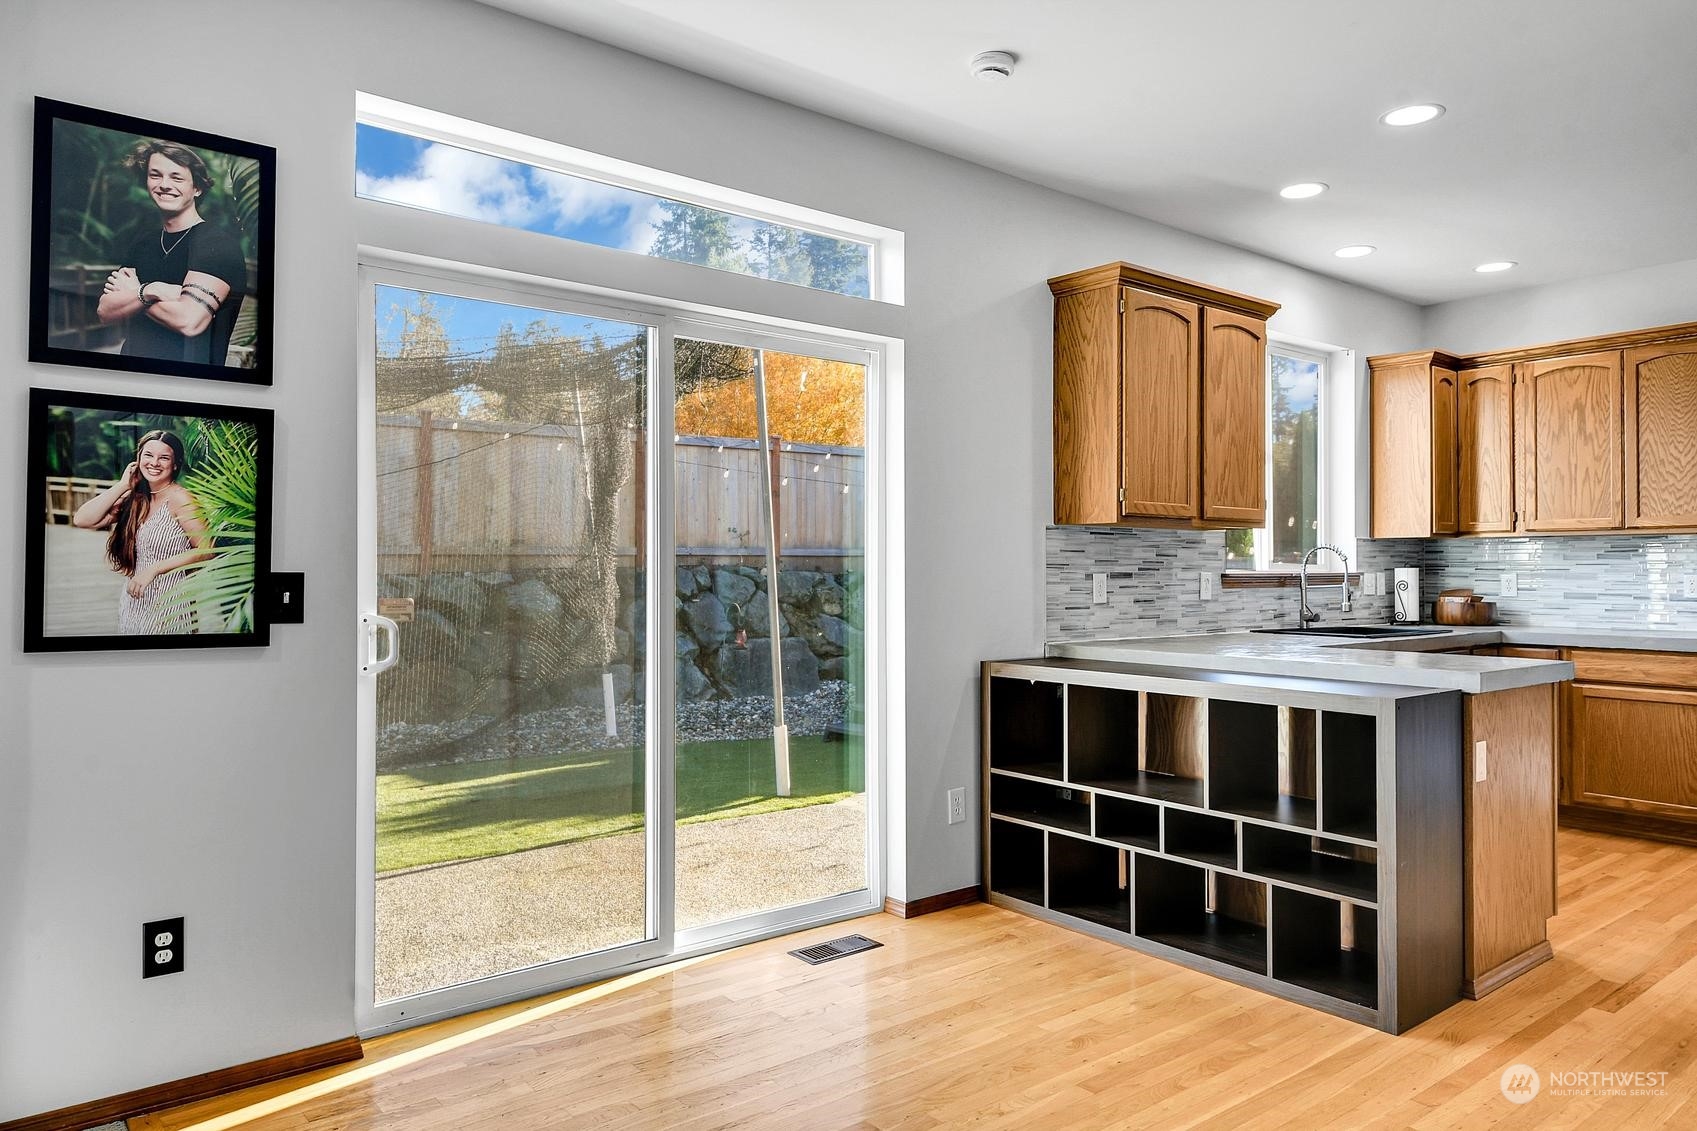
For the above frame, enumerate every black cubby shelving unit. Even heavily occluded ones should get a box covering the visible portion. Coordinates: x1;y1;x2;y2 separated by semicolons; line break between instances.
982;658;1462;1034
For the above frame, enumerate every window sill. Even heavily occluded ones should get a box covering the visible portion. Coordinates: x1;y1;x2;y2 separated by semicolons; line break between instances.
1221;571;1362;590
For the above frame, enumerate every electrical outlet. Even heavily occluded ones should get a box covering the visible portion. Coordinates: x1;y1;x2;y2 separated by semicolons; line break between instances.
1369;571;1385;596
1475;740;1489;783
1685;574;1697;599
143;917;184;979
1091;572;1108;605
1199;572;1216;601
1500;572;1519;598
947;787;966;825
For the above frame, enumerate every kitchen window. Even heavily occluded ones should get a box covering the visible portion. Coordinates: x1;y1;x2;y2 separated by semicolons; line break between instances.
1225;344;1329;572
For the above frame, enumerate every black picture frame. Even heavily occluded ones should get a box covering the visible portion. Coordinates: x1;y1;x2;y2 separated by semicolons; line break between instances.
25;387;275;652
28;98;276;385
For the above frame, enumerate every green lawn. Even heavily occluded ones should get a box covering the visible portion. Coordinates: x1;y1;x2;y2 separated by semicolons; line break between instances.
377;735;863;873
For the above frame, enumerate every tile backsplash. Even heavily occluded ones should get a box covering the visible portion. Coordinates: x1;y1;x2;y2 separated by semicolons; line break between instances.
1045;527;1423;642
1420;535;1697;631
1045;526;1697;642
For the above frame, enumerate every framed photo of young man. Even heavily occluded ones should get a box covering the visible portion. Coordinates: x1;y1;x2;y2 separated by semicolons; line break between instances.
28;98;276;385
25;388;275;652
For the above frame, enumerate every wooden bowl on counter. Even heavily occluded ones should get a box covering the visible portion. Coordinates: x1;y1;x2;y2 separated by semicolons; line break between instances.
1433;591;1497;626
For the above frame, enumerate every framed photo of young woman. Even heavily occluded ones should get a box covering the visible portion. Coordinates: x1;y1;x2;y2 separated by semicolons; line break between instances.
28;98;276;385
25;388;275;652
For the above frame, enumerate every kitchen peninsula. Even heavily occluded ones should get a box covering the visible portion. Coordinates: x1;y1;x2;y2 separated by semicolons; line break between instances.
982;628;1571;1033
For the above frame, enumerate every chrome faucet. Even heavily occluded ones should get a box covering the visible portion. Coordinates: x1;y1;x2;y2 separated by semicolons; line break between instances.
1299;544;1353;626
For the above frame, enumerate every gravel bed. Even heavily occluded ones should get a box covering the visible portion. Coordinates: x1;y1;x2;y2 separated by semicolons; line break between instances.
374;793;868;1001
379;680;854;769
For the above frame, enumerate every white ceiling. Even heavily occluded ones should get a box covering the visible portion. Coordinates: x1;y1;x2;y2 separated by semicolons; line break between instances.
479;0;1697;306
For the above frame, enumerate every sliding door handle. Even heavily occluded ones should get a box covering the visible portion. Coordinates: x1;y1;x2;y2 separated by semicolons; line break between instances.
360;613;400;675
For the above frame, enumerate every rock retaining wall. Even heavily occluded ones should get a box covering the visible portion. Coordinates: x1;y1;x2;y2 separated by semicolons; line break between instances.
378;565;863;725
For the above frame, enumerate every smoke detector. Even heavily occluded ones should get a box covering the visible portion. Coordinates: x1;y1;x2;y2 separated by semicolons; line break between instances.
970;50;1016;82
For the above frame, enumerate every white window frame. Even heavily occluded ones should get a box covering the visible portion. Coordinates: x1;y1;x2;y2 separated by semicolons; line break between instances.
356;93;905;306
1252;341;1333;571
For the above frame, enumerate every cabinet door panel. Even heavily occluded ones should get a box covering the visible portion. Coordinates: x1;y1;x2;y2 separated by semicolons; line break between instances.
1201;309;1266;524
1568;683;1697;819
1431;368;1459;534
1459;365;1515;533
1370;360;1435;537
1520;351;1622;531
1121;287;1200;518
1624;340;1697;529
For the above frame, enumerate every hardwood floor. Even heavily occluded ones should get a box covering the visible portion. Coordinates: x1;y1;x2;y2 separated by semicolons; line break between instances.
135;828;1697;1130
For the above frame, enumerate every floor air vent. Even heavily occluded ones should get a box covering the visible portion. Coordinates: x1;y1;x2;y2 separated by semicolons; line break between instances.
789;934;883;965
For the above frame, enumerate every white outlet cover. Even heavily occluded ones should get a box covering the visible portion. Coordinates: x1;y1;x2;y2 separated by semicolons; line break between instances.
1091;572;1108;605
1200;573;1215;601
1685;574;1697;599
1500;572;1519;598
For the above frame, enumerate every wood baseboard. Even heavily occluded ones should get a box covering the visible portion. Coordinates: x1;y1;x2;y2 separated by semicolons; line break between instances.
1463;940;1554;1000
884;886;981;919
0;1036;363;1131
1559;805;1697;847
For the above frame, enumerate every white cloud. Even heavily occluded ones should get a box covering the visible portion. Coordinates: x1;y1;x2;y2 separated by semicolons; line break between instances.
357;142;543;227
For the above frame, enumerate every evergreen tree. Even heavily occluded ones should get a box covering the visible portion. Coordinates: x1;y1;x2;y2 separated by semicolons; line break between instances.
649;200;745;272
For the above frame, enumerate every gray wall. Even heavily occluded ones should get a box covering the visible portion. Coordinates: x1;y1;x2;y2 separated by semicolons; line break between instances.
0;0;1424;1115
1421;255;1697;353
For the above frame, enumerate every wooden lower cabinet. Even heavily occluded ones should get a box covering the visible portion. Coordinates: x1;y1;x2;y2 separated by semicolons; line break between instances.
1565;681;1697;836
1556;648;1697;845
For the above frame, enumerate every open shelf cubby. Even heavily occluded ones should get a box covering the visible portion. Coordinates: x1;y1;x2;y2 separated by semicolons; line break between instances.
989;817;1044;906
1163;808;1238;869
1048;833;1131;932
1272;887;1379;1009
1066;683;1139;788
988;676;1064;781
1241;824;1378;904
1320;711;1379;841
1136;855;1268;975
1208;701;1318;829
991;775;1091;836
1095;794;1160;850
1132;693;1206;807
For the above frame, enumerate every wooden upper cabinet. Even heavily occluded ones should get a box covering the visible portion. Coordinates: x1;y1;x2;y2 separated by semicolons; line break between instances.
1624;340;1697;528
1121;288;1201;518
1519;350;1623;531
1459;364;1515;533
1369;353;1459;537
1431;368;1460;534
1201;308;1267;524
1050;262;1277;528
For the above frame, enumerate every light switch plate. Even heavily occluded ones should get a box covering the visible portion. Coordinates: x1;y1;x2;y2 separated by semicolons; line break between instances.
1475;740;1488;782
1091;573;1108;605
1500;572;1519;598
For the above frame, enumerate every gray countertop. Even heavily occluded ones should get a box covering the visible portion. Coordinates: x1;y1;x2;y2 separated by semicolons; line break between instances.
1045;626;1578;694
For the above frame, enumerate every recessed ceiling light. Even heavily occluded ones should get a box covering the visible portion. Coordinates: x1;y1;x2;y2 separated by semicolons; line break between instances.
1334;245;1376;259
970;50;1016;82
1380;103;1445;127
1475;260;1518;273
1279;182;1328;200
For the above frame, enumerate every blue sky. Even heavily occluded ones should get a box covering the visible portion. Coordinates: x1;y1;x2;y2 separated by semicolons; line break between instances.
356;124;665;255
1275;355;1320;413
374;284;646;363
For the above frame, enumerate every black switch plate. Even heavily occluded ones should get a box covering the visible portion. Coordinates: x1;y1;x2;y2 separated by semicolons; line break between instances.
143;917;184;978
267;573;305;624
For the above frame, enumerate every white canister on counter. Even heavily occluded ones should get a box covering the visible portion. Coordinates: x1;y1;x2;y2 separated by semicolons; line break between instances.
1393;568;1421;623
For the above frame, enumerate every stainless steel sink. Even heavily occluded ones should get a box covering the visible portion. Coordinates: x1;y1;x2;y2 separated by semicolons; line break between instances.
1249;625;1449;639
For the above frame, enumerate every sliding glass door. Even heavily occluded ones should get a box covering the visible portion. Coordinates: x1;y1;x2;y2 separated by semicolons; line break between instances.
357;268;665;1030
671;328;872;940
357;267;879;1032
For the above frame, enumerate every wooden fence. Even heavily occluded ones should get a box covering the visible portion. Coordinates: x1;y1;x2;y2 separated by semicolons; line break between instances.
377;413;864;573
